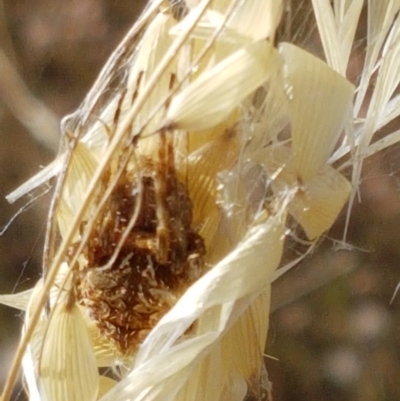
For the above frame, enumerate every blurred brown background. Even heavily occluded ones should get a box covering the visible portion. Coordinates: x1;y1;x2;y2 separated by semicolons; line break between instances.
0;1;400;401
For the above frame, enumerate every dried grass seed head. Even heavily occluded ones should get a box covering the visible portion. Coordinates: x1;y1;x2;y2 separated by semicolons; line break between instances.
5;1;400;401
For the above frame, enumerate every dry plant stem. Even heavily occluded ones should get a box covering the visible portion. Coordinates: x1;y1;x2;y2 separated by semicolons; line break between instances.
75;0;164;125
138;0;240;138
43;134;81;280
43;0;163;275
0;1;214;400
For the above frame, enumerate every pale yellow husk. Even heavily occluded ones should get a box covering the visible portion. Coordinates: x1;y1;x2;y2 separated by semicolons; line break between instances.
166;40;280;131
39;302;99;401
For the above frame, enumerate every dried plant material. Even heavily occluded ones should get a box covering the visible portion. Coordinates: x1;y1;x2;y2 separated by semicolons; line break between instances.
185;130;240;250
362;128;400;159
375;93;400;133
279;43;354;182
98;376;118;399
311;0;363;75
21;281;57;401
259;144;351;240
56;199;74;241
347;15;400;193
5;1;400;401
173;0;282;42
61;142;98;220
362;16;400;143
38;301;99;401
125;11;176;139
288;165;351;240
166;40;280;131
224;0;283;41
169;9;249;43
354;0;400;115
217;288;271;397
250;43;354;239
0;288;33;310
326;1;400;234
74;159;206;357
175;290;271;401
87;324;117;368
99;208;287;401
6;156;66;203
